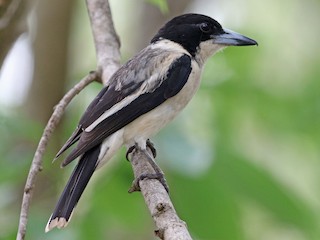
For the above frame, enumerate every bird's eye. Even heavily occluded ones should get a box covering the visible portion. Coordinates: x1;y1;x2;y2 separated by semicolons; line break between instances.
200;23;211;33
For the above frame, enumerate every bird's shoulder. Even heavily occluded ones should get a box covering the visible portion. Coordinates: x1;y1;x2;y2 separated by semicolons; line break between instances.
80;43;190;127
113;41;191;91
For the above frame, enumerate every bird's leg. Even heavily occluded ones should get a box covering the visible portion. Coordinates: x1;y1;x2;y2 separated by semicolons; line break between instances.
126;139;156;161
127;141;169;193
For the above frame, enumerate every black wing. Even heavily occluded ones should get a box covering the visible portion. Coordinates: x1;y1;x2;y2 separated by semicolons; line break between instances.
60;54;192;166
55;78;142;159
55;86;109;158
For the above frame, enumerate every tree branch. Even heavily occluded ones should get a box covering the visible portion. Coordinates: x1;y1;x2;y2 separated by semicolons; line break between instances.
17;0;192;239
16;71;99;240
86;0;121;85
128;149;192;240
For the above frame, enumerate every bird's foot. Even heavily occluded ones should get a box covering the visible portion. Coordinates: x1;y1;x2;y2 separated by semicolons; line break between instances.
126;139;168;193
125;139;156;161
128;172;169;193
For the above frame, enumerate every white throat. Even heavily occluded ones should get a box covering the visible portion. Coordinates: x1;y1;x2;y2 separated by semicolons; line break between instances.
195;40;225;66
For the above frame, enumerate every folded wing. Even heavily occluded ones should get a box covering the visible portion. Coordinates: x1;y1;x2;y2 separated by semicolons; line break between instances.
57;53;192;167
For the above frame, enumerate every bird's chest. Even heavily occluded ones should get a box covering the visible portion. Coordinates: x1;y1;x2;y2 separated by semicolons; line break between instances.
123;61;202;145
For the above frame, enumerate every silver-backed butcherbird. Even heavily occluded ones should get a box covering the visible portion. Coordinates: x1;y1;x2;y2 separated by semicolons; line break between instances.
46;13;257;232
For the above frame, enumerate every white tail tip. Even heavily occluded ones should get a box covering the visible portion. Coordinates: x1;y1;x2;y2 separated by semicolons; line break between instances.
45;215;69;233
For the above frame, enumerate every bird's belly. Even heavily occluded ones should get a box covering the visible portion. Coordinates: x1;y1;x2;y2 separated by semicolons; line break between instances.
123;64;201;147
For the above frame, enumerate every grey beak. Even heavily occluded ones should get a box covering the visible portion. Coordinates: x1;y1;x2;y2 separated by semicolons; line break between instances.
212;28;258;46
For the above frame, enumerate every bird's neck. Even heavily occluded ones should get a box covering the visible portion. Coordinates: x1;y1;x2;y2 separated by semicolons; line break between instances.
150;39;191;57
195;41;226;66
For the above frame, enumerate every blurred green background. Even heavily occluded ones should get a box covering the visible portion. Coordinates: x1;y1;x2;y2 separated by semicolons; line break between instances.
0;0;319;239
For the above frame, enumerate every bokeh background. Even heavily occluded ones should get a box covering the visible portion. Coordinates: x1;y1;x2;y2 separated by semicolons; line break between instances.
1;0;319;239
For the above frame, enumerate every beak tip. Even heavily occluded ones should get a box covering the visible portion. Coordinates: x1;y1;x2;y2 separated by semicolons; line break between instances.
237;37;258;47
216;28;258;47
250;39;259;46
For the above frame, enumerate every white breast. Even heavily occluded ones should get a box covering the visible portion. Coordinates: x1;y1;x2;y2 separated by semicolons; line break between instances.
123;60;202;148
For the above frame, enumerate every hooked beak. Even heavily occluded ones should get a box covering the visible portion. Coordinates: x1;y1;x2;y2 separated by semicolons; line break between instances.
212;28;258;46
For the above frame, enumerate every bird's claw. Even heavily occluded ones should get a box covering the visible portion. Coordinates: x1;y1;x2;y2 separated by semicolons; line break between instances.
128;172;169;193
126;139;168;193
126;145;135;161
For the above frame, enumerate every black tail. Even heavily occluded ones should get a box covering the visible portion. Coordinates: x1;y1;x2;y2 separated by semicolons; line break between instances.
45;145;100;232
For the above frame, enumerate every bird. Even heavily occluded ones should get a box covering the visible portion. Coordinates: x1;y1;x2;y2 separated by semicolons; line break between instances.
45;13;257;232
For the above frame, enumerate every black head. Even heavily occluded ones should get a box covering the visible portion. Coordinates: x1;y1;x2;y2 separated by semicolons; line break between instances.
151;13;257;57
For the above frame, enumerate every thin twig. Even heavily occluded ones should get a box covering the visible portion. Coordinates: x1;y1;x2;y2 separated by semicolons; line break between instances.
16;71;99;240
